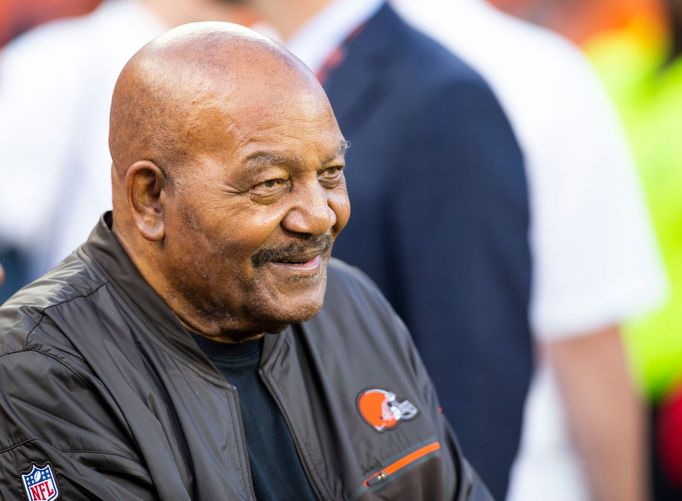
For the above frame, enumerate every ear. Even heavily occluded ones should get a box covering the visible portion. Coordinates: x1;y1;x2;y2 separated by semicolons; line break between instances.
125;160;167;241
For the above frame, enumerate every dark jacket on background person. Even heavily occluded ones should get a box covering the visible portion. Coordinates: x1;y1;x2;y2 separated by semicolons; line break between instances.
0;214;492;500
323;4;533;496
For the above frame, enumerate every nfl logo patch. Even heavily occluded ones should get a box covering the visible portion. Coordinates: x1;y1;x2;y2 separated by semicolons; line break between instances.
21;463;59;501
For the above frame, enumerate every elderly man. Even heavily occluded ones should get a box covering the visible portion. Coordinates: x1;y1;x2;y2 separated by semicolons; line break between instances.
0;23;489;500
239;2;533;495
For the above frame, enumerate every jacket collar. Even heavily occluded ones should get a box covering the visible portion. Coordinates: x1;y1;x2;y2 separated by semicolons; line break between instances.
81;212;285;372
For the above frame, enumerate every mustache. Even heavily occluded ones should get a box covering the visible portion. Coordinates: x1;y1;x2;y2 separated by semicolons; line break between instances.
251;234;333;268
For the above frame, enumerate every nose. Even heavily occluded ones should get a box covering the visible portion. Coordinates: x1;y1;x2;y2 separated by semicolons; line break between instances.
281;182;337;236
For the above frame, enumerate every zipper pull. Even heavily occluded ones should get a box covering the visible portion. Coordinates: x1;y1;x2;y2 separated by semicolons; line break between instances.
366;471;388;486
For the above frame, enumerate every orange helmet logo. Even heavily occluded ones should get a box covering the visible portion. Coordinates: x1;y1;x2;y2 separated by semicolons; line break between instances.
357;389;419;432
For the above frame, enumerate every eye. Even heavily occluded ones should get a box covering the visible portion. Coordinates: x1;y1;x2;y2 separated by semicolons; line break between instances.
262;178;286;188
250;177;290;202
318;165;344;187
322;166;342;176
255;177;289;189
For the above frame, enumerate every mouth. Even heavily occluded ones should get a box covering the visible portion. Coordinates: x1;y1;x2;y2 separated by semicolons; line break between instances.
269;254;323;272
252;235;333;270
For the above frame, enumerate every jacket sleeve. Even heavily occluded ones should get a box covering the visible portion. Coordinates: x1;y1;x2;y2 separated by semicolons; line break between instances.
0;349;156;500
387;75;533;497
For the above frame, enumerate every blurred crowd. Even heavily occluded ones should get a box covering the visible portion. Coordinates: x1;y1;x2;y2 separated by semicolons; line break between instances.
1;0;681;499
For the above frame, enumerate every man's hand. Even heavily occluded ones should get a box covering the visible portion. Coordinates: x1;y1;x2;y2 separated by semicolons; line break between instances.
0;261;5;287
544;325;649;501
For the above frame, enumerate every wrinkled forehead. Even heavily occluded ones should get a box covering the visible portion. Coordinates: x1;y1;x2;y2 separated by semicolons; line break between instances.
194;66;342;159
230;83;339;140
142;42;341;156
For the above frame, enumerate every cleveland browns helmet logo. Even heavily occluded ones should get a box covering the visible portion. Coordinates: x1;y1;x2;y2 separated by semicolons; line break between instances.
357;388;419;432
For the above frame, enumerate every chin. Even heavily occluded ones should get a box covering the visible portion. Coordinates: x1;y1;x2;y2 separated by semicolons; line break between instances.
290;296;325;323
254;295;325;334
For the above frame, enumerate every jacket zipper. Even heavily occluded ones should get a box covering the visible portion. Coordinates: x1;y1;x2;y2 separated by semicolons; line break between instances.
260;370;327;500
364;441;441;488
230;388;259;501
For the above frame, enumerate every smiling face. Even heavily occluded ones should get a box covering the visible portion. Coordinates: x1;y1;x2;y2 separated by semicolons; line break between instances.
109;25;351;340
162;90;350;337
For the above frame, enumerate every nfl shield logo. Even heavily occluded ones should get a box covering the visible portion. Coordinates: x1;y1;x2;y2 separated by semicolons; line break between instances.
21;464;59;501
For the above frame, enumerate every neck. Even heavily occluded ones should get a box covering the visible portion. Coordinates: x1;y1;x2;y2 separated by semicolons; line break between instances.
144;265;267;342
248;0;332;40
179;317;265;344
113;224;267;343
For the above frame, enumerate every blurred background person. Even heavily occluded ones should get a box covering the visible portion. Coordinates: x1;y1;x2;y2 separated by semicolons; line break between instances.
237;0;534;497
588;0;682;415
586;1;682;499
0;0;101;300
481;0;682;498
0;0;100;47
0;0;258;304
395;1;666;500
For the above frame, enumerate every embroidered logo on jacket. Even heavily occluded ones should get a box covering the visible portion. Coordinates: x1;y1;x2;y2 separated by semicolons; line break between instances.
357;388;419;432
21;464;59;501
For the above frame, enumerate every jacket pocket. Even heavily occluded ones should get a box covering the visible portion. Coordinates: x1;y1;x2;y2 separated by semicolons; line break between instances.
352;440;442;499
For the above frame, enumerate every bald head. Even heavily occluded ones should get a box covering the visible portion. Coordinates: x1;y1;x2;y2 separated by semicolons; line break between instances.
109;22;327;181
107;22;348;339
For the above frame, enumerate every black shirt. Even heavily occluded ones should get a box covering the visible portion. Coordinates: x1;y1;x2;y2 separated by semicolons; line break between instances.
192;334;318;501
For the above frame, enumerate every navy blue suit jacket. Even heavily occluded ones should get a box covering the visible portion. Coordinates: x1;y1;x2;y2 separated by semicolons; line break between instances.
323;5;533;497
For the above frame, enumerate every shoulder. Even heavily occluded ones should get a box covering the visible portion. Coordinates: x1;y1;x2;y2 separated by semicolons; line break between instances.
472;4;590;76
319;259;406;339
402;2;624;173
0;338;143;488
479;14;610;113
377;5;495;99
401;0;590;78
0;250;107;356
397;0;600;113
0;257;116;451
325;258;391;311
